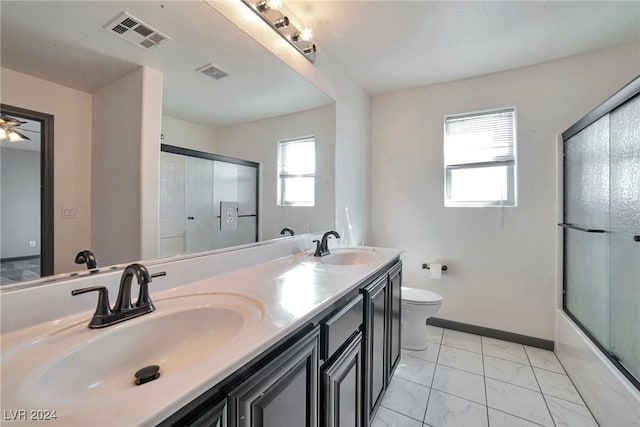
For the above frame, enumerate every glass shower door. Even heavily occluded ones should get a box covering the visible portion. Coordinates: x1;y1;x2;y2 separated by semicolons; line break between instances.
211;161;258;249
159;145;259;256
185;156;216;254
159;151;186;257
564;115;610;346
609;96;640;382
563;87;640;389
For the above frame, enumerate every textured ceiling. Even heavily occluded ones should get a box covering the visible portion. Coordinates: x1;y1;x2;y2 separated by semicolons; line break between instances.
0;1;333;128
3;0;638;114
287;1;640;94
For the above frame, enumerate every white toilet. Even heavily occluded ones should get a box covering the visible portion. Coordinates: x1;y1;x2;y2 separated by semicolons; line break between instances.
401;287;443;350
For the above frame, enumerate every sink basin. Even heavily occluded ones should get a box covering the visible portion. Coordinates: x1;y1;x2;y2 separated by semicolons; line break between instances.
319;249;380;266
7;293;263;406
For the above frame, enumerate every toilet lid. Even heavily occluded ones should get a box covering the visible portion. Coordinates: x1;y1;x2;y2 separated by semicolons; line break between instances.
402;287;443;305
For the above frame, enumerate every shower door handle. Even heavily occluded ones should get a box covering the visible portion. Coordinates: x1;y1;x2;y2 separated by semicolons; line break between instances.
557;223;605;233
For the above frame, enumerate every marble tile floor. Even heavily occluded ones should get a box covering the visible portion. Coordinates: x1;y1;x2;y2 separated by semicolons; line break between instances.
372;326;598;427
0;257;41;285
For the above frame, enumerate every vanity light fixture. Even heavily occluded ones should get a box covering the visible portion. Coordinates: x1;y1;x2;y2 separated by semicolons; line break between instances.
242;0;316;63
0;115;30;142
256;0;281;13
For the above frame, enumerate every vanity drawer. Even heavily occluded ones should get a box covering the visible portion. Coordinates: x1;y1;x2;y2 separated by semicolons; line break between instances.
321;294;363;361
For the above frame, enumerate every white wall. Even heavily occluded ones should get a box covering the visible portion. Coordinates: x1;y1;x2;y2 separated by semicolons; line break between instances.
91;66;163;266
0;67;92;274
370;42;640;340
207;1;371;245
217;105;336;240
140;67;163;261
161;115;218;153
0;147;40;258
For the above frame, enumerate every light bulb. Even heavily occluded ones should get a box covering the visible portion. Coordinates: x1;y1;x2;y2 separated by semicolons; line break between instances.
8;130;26;142
256;0;281;12
292;28;312;42
300;28;312;41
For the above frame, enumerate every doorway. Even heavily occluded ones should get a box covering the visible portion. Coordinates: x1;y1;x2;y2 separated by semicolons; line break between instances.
0;104;53;284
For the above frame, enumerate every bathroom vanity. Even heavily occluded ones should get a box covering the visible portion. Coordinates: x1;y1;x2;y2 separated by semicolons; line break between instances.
0;239;402;427
163;257;402;427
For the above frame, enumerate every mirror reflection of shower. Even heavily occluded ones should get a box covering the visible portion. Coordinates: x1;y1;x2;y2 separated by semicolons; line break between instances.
159;145;258;258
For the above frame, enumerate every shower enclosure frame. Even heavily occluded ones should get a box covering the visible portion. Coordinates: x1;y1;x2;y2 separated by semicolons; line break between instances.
560;75;640;391
160;143;260;244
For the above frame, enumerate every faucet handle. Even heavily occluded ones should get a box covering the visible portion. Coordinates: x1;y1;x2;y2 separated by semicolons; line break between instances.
71;286;113;323
136;271;165;309
313;240;323;257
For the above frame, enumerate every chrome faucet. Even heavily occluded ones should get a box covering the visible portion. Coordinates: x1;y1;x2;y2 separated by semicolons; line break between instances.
71;263;165;329
313;230;341;257
74;250;98;270
280;227;295;236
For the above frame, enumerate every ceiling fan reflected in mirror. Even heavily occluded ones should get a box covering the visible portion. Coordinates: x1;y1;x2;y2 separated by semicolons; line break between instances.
0;114;32;142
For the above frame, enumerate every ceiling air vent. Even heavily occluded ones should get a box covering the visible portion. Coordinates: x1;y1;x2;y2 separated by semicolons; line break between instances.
196;63;229;80
105;12;170;50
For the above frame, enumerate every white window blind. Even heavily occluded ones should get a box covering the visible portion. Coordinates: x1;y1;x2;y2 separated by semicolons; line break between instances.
277;137;315;206
444;108;516;206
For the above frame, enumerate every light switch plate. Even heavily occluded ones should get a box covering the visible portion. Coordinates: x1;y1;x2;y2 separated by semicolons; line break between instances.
62;208;77;219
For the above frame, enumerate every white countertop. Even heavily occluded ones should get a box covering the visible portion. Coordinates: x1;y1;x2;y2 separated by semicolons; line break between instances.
0;246;401;426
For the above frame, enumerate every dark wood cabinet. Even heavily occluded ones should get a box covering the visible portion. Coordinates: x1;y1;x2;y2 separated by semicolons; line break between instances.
228;327;319;427
188;399;226;427
387;262;402;384
320;295;363;362
322;332;363;427
362;275;388;421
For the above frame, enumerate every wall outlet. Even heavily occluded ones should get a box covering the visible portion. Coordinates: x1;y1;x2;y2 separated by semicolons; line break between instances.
62;207;77;219
29;240;36;247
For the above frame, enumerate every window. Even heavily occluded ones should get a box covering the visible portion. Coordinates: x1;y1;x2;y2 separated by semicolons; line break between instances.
444;108;517;207
277;137;315;206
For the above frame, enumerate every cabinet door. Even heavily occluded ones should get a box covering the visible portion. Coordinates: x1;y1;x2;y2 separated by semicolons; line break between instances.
189;399;226;427
322;332;363;427
387;263;402;384
363;275;388;420
228;327;319;427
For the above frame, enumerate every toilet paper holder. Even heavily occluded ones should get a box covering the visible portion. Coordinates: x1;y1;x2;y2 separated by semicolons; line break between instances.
422;263;448;271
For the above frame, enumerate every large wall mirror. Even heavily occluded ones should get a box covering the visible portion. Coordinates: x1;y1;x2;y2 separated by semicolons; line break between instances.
0;1;335;287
